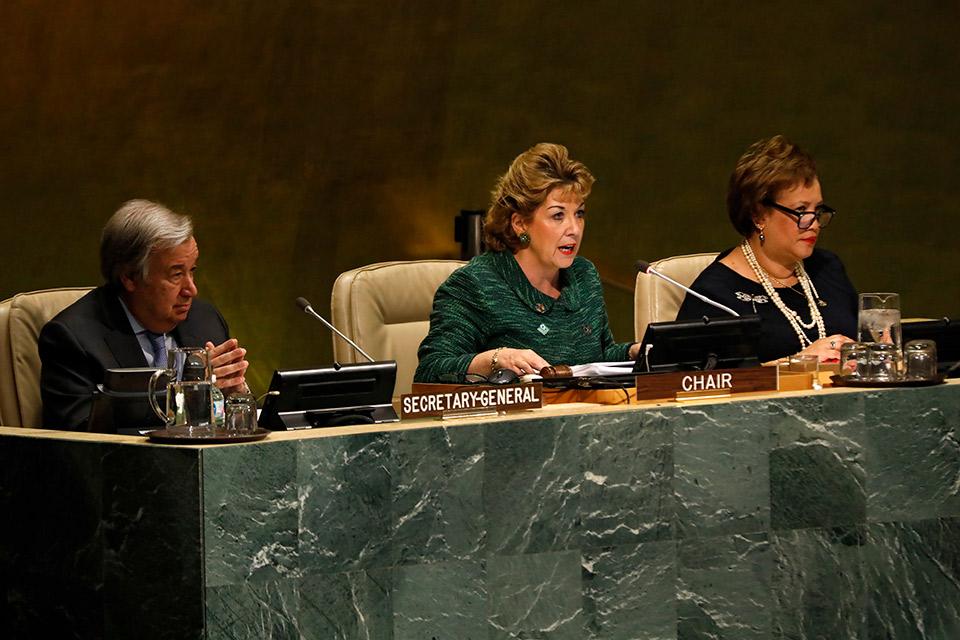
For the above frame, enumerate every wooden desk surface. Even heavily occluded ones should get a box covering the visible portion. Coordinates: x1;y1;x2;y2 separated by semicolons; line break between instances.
3;378;952;445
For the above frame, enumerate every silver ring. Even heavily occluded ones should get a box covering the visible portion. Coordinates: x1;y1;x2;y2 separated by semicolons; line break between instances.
830;340;836;348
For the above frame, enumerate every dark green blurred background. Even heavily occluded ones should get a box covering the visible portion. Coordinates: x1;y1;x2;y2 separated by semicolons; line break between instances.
3;1;958;392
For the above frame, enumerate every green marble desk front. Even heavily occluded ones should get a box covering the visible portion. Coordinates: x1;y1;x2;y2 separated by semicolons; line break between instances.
2;382;959;639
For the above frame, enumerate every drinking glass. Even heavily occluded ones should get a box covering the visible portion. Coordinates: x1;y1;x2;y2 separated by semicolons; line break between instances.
858;293;901;376
225;393;259;434
776;358;791;374
866;343;899;380
904;339;937;380
839;342;869;378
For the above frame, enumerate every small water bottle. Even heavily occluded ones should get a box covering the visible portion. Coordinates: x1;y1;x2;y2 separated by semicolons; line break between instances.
211;375;225;427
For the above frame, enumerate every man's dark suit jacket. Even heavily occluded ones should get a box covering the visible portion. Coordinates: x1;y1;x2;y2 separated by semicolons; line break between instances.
38;285;230;430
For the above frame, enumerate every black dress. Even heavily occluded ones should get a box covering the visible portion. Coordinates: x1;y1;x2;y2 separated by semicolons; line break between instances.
675;248;858;363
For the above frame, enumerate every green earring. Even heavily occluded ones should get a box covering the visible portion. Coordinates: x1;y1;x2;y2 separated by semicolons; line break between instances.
519;232;531;245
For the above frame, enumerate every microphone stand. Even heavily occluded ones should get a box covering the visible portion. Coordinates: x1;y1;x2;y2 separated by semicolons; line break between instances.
295;297;375;363
635;260;740;317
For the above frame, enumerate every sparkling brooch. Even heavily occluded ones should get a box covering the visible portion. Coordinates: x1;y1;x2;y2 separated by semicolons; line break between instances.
735;292;769;304
534;303;547;314
538;323;549;335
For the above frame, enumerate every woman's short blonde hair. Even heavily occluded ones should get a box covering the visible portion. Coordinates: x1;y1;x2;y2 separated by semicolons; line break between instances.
483;143;595;252
727;135;818;237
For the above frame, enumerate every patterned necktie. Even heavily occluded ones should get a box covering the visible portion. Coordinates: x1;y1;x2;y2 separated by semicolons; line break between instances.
146;331;167;368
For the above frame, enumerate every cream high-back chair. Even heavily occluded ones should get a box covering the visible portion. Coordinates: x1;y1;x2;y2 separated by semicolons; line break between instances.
0;287;95;427
634;253;718;341
330;260;466;396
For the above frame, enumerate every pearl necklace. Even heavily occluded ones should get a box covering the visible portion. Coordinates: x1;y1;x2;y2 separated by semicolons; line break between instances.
740;239;826;349
766;272;795;289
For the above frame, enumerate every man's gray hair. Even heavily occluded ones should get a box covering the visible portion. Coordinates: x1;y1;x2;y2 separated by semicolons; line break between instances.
100;199;194;288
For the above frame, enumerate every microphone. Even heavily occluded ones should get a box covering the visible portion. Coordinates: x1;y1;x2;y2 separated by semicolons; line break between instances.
635;259;740;317
295;297;375;363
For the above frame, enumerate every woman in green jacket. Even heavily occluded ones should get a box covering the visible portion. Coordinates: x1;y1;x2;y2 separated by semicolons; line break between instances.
414;143;640;383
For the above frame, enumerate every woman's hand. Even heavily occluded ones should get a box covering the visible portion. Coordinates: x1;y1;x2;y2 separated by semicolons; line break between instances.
797;334;854;362
497;348;551;375
469;347;550;376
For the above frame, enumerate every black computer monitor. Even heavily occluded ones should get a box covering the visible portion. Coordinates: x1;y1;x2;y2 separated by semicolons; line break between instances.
87;368;168;435
634;314;762;373
902;318;960;375
258;360;399;430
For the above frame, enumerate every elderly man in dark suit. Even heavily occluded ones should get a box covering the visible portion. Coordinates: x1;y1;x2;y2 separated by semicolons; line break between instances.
39;199;249;429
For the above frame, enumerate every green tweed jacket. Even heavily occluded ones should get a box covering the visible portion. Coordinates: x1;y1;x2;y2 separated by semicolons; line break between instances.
414;250;633;382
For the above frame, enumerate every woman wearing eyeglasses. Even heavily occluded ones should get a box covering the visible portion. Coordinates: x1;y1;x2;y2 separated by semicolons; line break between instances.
676;135;857;363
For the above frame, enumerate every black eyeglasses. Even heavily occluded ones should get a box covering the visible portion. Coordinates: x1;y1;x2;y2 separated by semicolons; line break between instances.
761;198;836;230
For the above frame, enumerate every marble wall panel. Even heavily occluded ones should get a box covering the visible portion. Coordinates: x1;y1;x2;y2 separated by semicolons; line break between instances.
864;517;960;639
675;402;770;538
770;526;867;639
390;424;485;565
865;386;960;522
580;408;676;548
582;540;677;640
0;437;105;638
203;440;300;587
392;558;487;639
296;569;393;639
769;394;867;530
100;443;205;639
485;417;581;555
487;549;584;639
205;577;300;640
298;431;394;574
677;533;771;640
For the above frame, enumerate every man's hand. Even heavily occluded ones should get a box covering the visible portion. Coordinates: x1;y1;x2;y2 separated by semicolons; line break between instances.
206;339;249;396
